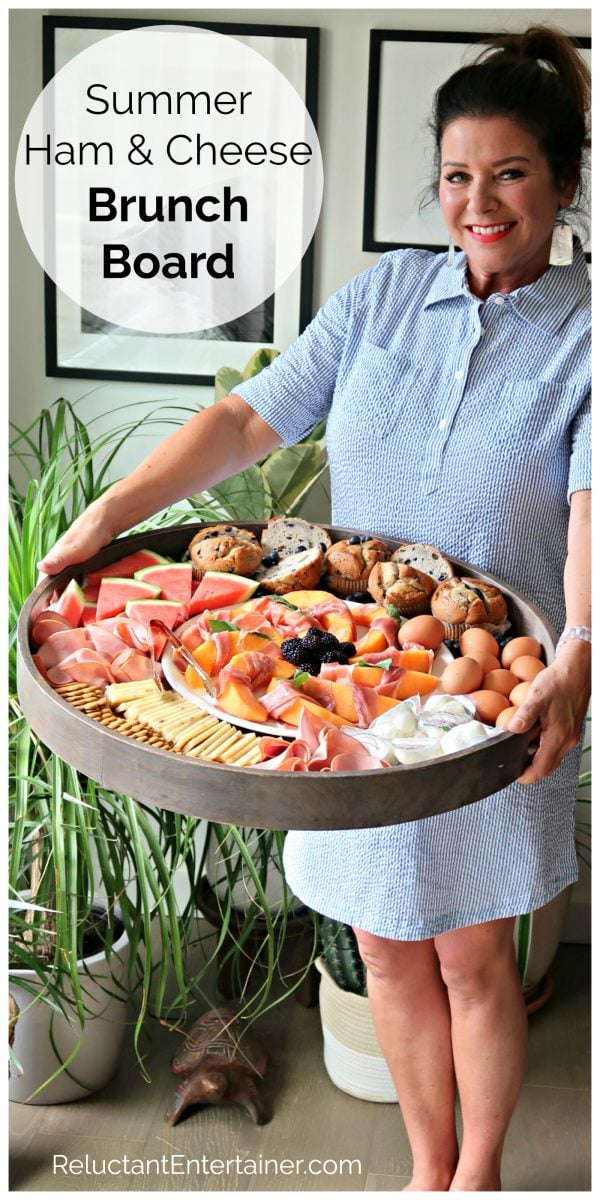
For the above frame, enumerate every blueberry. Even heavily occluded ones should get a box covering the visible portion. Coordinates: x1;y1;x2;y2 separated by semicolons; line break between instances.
361;535;371;542
297;544;307;553
348;591;370;603
320;542;328;553
444;639;461;658
347;535;361;545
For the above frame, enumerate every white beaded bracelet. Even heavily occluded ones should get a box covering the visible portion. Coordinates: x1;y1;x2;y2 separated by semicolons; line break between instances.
555;625;592;655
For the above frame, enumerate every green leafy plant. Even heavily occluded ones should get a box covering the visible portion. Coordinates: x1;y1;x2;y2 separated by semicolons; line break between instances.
9;383;328;1088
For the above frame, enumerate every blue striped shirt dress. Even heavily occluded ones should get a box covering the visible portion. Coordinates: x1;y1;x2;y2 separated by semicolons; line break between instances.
235;243;591;940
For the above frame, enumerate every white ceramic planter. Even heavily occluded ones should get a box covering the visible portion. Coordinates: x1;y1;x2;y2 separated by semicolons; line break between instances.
514;884;573;993
9;908;130;1105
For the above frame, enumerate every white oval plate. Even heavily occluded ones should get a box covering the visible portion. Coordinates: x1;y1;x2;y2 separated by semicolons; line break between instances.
162;606;448;736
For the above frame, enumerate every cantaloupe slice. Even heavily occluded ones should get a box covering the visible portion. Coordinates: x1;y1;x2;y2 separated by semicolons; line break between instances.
218;680;269;724
282;590;335;609
271;658;296;680
392;670;438;700
353;628;389;656
396;649;433;673
264;678;350;728
329;681;399;723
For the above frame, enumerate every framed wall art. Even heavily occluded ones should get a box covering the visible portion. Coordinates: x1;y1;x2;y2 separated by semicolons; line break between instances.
42;16;319;385
362;28;591;254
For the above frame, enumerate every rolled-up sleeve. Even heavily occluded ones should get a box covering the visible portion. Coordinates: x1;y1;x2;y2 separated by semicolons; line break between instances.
234;268;374;446
568;391;591;501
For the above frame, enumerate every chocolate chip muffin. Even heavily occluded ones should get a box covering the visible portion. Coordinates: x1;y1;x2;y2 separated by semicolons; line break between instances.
430;577;508;639
188;524;263;579
324;536;390;596
367;561;437;615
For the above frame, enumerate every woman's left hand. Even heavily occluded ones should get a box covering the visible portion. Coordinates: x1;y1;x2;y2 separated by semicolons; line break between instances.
508;642;591;784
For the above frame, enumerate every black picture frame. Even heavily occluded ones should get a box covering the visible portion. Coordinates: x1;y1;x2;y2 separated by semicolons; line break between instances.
42;16;320;386
362;28;591;254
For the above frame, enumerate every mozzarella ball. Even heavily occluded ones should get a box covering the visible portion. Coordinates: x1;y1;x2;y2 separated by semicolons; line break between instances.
439;720;491;754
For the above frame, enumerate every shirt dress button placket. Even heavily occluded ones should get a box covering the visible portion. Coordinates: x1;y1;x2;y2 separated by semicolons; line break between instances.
421;304;480;494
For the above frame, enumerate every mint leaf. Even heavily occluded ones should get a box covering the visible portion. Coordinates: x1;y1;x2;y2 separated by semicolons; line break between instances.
386;605;404;622
292;670;309;688
272;597;299;610
356;657;393;671
208;618;239;632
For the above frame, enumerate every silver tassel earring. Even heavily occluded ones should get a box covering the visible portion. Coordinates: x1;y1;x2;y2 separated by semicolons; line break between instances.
549;215;573;267
447;236;455;267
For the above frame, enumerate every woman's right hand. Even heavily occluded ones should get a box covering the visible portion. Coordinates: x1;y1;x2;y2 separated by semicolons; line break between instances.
37;499;118;578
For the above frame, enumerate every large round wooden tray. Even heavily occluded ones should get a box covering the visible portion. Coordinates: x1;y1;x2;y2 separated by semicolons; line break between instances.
17;523;557;831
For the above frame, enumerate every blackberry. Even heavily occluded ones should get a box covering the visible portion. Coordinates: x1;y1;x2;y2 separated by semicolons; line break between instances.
319;632;338;650
347;535;361;545
337;641;357;657
298;660;320;676
307;626;325;638
281;638;305;665
301;631;325;654
320;650;346;664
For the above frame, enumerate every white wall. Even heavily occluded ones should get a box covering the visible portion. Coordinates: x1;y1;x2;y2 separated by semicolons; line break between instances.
10;6;590;494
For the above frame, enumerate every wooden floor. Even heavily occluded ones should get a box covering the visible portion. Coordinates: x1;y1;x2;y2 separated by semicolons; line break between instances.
10;942;590;1193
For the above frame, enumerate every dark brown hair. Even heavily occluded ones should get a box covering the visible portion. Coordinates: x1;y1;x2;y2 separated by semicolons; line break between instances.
431;26;590;203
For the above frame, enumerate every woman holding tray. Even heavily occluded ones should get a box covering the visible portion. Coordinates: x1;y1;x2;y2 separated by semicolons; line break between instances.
40;26;590;1193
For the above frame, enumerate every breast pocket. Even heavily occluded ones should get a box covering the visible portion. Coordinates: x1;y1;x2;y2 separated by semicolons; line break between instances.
495;379;578;453
336;342;426;440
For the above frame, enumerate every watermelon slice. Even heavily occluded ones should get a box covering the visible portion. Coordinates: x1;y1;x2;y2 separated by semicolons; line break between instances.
134;562;192;607
189;571;259;613
51;579;86;628
83;584;100;602
87;549;170;588
96;577;161;621
124;598;183;658
81;602;98;626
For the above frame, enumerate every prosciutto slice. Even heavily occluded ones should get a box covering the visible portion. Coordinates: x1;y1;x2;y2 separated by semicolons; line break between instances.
46;648;114;687
258;708;389;771
217;651;274;696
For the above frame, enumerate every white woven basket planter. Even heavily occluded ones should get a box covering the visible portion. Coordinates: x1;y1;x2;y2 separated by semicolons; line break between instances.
316;958;397;1103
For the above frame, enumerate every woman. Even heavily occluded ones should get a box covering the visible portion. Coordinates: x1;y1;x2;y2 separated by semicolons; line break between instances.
39;27;590;1191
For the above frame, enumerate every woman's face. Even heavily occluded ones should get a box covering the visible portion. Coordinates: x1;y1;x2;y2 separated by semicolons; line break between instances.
439;115;575;296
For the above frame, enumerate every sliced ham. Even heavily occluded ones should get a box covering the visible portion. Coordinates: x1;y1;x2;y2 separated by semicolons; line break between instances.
46;648;114;687
355;647;405;667
111;649;155;683
87;623;133;659
258;707;388;771
30;612;73;646
37;627;91;669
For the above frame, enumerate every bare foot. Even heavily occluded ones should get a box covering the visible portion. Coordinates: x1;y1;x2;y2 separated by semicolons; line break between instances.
403;1173;454;1191
449;1173;501;1191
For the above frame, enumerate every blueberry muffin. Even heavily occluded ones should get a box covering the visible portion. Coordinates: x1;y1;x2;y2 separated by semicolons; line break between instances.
188;524;263;579
255;547;325;595
430;577;508;639
367;561;437;615
261;517;331;562
391;542;454;583
324;536;390;596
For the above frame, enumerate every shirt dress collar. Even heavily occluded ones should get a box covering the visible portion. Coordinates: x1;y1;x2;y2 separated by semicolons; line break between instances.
422;238;589;336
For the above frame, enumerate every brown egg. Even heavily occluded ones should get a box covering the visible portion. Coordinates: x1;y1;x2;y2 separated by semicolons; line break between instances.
483;668;520;697
510;655;545;682
459;628;500;658
467;649;500;675
509;680;532;706
398;615;446;650
501;636;543;668
440;657;484;695
469;690;511;724
496;705;519;730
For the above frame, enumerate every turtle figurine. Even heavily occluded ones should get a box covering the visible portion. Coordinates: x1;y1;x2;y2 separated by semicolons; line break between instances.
164;1008;269;1126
